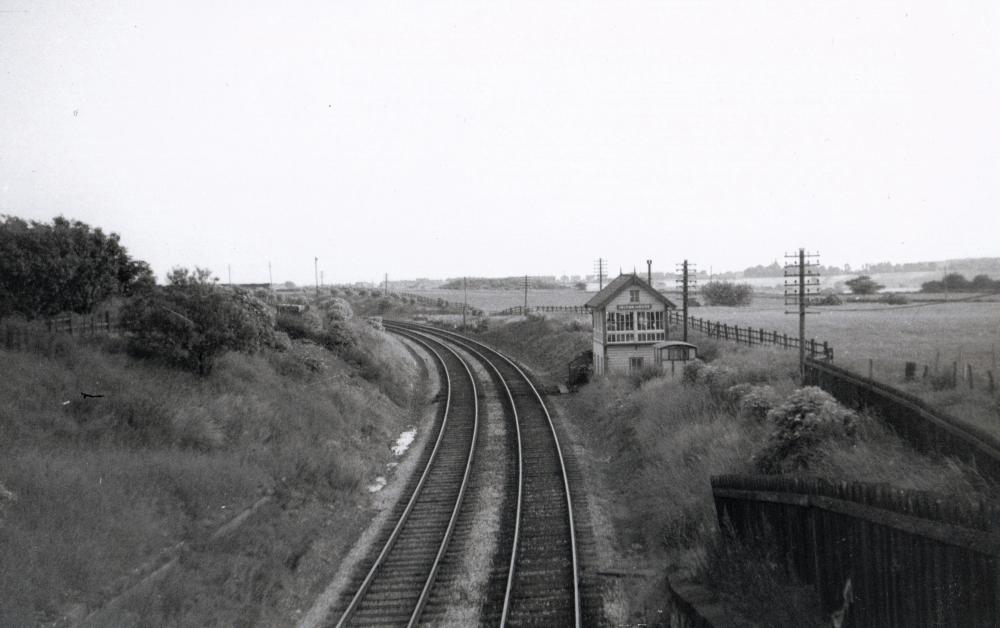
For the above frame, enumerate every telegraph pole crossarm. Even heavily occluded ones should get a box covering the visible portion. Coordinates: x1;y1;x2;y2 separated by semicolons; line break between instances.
784;248;822;383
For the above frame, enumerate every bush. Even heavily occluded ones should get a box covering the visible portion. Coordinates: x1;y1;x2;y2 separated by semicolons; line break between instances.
754;387;859;473
817;293;842;306
700;281;753;306
845;275;884;295
879;293;909;305
119;268;274;375
628;365;663;388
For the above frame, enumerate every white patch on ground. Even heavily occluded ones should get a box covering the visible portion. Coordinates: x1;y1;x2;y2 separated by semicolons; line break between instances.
366;477;387;493
386;462;398;469
392;429;417;456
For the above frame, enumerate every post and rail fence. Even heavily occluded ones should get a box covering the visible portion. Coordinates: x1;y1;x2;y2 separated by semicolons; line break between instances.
711;474;1000;627
668;310;834;361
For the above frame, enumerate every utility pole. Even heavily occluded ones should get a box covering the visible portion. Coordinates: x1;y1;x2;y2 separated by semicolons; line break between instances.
676;260;696;342
524;275;528;313
227;264;232;287
384;273;388;296
320;271;324;288
785;248;821;383
593;258;606;290
646;259;652;284
314;257;319;297
268;261;273;290
463;276;467;331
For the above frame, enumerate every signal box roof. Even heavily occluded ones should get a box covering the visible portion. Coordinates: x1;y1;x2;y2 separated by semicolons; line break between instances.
586;273;676;310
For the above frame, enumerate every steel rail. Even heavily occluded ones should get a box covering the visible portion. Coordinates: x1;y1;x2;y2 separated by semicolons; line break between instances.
334;329;478;628
389;321;581;628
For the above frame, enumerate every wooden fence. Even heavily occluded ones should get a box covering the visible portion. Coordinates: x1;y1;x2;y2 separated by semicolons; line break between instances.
805;358;1000;484
669;311;834;360
2;312;116;351
490;305;590;316
712;474;1000;627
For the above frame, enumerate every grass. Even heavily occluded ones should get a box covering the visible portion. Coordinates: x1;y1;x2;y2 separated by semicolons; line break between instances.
563;339;992;625
679;297;1000;437
0;303;422;625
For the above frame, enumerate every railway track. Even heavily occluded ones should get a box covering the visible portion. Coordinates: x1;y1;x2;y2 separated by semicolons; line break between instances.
332;330;480;627
337;321;583;626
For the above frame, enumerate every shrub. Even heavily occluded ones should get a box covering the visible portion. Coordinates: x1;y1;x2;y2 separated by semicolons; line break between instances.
700;281;753;306
879;293;909;305
727;384;780;420
119;268;274;375
817;293;843;306
754;387;860;473
629;365;663;388
845;275;884;295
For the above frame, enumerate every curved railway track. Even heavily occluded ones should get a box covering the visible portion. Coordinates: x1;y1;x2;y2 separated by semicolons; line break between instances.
333;322;585;626
334;330;480;627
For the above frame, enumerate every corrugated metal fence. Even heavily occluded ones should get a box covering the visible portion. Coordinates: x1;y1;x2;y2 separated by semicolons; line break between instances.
712;474;1000;627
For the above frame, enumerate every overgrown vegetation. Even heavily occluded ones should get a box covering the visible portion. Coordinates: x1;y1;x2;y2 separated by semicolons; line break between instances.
119;267;275;375
0;215;153;318
0;224;423;625
845;274;884;294
565;340;989;625
700;280;753;306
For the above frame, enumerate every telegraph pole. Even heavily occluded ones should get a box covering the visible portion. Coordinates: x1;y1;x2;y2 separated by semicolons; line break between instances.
268;261;273;290
524;275;528;313
463;276;467;330
227;264;232;287
784;248;821;383
314;257;319;297
384;273;388;296
593;258;606;290
676;260;696;342
646;259;652;284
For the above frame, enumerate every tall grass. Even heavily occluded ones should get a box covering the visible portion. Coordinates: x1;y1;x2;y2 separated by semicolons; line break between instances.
0;304;421;624
566;341;989;624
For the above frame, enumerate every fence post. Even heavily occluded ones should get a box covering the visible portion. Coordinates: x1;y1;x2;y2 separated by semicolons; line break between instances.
783;333;788;349
810;338;816;359
823;341;830;361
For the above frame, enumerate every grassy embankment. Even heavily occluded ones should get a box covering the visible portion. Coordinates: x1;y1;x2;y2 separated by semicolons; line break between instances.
449;313;994;626
0;297;422;626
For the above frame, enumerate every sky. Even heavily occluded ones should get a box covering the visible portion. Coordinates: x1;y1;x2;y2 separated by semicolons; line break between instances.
2;1;998;285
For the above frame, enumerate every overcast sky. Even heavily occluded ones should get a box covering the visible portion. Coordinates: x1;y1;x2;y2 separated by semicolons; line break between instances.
2;1;998;284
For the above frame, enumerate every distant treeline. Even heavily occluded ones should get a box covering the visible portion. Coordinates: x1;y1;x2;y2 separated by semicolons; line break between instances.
921;272;1000;293
713;257;1000;279
440;276;562;290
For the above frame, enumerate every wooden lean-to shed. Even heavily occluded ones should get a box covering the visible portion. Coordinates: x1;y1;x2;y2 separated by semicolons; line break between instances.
586;273;676;375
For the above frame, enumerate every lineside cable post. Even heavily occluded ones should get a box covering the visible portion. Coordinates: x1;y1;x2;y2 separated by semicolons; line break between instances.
593;258;606;291
676;260;697;342
784;248;821;383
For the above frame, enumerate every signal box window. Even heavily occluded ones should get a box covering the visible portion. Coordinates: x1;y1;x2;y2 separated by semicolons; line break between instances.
629;357;644;371
629;289;640;303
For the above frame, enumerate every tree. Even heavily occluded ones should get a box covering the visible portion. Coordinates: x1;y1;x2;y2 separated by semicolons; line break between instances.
700;281;753;306
0;215;153;318
970;274;999;292
844;275;884;295
119;267;274;375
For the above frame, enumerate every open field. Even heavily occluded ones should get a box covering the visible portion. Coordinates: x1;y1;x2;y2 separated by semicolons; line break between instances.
400;288;589;312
